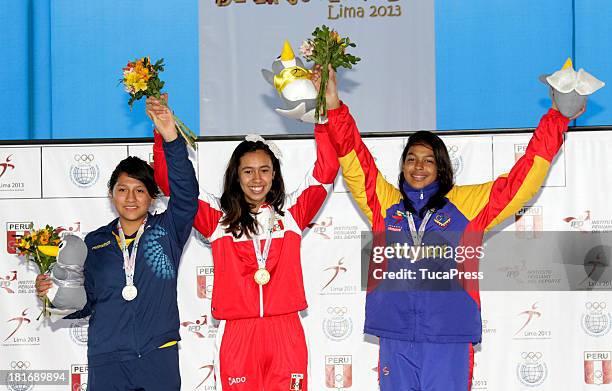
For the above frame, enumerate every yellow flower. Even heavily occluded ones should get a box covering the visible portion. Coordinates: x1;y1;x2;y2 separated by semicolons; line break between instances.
125;72;148;93
331;30;342;44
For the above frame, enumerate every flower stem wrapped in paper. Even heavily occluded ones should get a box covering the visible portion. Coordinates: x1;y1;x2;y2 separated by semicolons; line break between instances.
121;57;198;149
17;225;61;318
301;26;360;122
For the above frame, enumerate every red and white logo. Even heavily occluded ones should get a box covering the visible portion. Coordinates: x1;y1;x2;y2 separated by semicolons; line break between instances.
563;210;592;232
584;351;612;385
71;364;88;391
0;271;17;294
196;266;214;299
308;217;334;239
6;222;32;254
514;143;528;162
290;373;304;390
228;376;247;386
4;308;31;342
515;206;543;238
321;258;348;291
514;302;541;336
325;355;352;389
195;363;214;390
0;154;15;178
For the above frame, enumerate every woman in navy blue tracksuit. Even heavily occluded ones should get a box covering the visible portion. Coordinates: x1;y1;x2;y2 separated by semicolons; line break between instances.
36;102;198;390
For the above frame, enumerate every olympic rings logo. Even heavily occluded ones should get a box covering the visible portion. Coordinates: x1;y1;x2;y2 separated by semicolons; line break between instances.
10;360;31;370
586;302;607;311
521;352;542;362
447;145;459;154
74;154;94;163
327;306;348;316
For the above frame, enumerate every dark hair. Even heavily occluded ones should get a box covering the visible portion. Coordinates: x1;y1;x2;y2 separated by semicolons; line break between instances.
220;140;285;238
108;156;160;198
398;131;454;215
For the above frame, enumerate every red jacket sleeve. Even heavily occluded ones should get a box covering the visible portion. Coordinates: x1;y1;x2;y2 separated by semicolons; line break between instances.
153;132;222;238
286;123;339;230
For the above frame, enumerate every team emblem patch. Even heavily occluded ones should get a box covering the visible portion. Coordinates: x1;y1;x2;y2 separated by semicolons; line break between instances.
273;219;284;233
434;212;451;228
290;373;304;390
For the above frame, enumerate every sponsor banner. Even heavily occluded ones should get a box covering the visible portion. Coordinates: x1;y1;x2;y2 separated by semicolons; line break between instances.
0;148;42;199
42;146;127;198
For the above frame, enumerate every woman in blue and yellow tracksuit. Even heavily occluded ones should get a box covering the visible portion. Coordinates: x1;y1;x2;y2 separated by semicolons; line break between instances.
313;66;585;390
36;101;198;390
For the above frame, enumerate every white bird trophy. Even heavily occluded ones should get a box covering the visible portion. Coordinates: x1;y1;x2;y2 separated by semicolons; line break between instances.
540;58;604;118
262;40;327;124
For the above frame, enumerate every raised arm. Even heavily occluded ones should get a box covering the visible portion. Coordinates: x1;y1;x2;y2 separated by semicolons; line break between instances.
447;107;579;231
146;96;198;245
286;122;339;230
313;66;401;230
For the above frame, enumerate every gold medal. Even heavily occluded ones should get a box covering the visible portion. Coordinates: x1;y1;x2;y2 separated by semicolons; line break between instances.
254;268;271;286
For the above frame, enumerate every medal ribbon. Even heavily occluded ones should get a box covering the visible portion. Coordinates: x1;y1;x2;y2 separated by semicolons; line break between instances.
117;218;147;289
252;209;276;270
406;209;434;246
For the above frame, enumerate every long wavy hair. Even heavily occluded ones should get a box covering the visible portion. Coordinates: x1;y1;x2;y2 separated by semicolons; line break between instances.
398;131;454;215
220;140;285;238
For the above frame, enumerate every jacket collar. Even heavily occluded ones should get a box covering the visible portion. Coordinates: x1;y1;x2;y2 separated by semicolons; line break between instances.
402;180;439;213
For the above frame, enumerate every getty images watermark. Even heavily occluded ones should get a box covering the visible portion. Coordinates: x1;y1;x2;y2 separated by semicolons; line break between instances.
370;242;485;281
359;231;612;291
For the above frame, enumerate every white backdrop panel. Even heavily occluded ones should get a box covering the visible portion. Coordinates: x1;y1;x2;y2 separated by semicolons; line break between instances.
0;130;611;390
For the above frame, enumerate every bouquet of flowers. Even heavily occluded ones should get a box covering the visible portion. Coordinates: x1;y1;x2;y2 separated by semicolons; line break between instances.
121;57;198;150
300;25;360;121
16;225;61;318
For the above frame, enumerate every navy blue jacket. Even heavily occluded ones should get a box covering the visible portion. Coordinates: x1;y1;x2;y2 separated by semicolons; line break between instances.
66;137;198;366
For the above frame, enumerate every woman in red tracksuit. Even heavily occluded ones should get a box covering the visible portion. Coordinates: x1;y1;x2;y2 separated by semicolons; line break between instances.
149;97;339;391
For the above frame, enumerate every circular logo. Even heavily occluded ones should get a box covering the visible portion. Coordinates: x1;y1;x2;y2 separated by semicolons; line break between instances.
582;302;612;337
516;352;547;387
70;154;99;188
70;319;89;346
322;306;353;341
72;382;87;391
447;145;463;177
7;361;34;391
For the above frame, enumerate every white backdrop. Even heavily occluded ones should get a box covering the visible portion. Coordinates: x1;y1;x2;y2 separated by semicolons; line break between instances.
1;129;612;391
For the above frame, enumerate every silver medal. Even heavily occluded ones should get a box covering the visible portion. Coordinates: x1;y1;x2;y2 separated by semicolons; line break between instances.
122;285;138;301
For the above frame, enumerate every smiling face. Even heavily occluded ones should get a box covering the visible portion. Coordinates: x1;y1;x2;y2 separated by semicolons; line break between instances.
110;173;153;232
402;143;438;189
238;150;275;211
